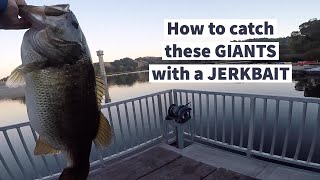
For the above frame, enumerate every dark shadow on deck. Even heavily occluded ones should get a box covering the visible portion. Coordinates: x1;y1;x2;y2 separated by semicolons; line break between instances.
89;147;257;180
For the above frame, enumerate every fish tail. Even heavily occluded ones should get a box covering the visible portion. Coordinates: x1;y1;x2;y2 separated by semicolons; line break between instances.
59;142;92;180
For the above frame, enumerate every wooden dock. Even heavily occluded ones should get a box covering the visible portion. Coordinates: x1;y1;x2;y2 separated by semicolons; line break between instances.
89;146;257;180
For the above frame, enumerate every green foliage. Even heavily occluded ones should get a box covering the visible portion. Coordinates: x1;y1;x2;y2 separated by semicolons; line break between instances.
289;18;320;59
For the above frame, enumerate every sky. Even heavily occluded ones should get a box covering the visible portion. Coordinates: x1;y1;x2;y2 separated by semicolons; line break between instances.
0;0;319;78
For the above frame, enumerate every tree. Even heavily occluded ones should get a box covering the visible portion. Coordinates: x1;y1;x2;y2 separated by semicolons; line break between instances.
299;18;320;41
289;18;320;58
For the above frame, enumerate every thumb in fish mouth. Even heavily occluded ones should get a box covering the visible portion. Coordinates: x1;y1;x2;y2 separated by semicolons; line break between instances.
18;4;70;29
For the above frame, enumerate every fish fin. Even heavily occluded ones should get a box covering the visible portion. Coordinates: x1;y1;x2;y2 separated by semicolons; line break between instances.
6;61;49;88
6;65;25;88
94;113;112;150
96;77;106;106
34;137;61;155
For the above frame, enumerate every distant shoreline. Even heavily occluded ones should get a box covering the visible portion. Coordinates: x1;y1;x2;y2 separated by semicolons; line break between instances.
0;70;149;100
106;70;148;76
0;85;25;100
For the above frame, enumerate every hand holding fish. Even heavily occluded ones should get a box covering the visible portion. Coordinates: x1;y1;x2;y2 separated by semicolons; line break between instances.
0;0;31;29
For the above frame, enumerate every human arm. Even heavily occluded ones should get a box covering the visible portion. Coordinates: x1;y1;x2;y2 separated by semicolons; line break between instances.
0;0;31;29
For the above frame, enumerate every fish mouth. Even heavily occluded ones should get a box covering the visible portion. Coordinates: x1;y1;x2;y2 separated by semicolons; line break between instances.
19;4;70;30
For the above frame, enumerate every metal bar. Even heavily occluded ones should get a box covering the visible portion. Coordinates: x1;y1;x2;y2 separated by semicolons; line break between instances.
177;124;184;149
307;103;320;162
163;92;172;143
185;92;189;105
145;98;153;138
175;92;184;147
54;154;63;171
164;93;168;117
191;92;196;142
199;93;203;137
30;128;51;175
116;105;126;151
294;102;307;160
138;99;146;143
160;94;168;137
171;91;179;142
247;98;256;157
240;97;244;147
101;90;172;109
0;122;30;132
214;94;218;141
282;101;293;157
222;95;226;143
173;89;178;104
270;100;280;155
186;93;191;135
160;94;166;137
152;96;158;131
124;103;133;148
231;96;235;145
163;93;169;139
259;99;267;152
157;94;164;139
0;150;15;179
171;89;320;104
3;130;27;177
131;101;139;145
169;90;173;105
94;145;105;168
17;128;41;178
206;94;210;139
107;107;118;153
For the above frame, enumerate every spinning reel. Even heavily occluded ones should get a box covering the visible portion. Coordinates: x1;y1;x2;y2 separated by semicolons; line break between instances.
165;103;192;124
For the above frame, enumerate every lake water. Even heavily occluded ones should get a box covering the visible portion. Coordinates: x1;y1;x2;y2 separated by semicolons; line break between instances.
1;72;320;179
0;72;318;127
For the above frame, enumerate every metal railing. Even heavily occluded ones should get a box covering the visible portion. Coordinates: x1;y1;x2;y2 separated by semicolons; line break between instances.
1;89;320;179
0;90;171;180
172;89;320;170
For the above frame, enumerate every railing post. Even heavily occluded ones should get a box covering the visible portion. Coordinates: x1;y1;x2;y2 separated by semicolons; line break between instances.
247;97;255;157
96;50;111;103
173;89;178;104
173;90;185;149
158;94;165;142
176;123;185;149
167;90;186;149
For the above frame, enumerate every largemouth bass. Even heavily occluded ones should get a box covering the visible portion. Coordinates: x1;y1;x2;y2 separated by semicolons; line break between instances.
6;4;112;180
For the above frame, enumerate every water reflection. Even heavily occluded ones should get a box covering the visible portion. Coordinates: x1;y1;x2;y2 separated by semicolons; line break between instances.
2;73;320;104
107;72;148;86
294;76;320;98
0;72;149;104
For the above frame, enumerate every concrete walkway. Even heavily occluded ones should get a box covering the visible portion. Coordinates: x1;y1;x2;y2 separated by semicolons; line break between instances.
160;143;320;180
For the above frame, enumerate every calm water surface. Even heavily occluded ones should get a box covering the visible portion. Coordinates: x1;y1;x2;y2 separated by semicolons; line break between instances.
0;72;318;127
